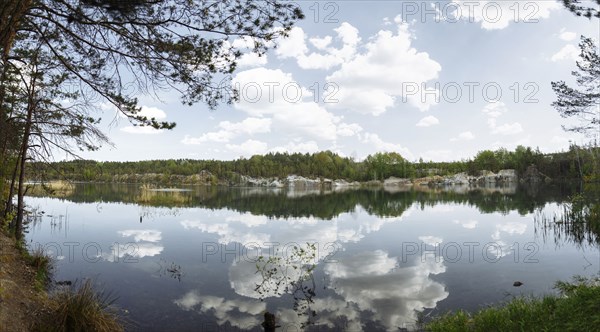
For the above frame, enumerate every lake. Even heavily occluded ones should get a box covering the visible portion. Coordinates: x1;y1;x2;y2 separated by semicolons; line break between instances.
24;183;600;331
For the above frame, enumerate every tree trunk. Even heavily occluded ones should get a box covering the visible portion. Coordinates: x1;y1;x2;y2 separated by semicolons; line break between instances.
0;0;31;59
3;155;20;220
1;0;31;221
14;71;34;241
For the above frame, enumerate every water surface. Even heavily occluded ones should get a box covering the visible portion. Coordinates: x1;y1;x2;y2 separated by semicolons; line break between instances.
25;183;600;331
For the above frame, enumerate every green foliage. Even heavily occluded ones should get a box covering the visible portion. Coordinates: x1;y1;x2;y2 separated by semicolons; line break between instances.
22;145;600;188
364;152;414;180
2;0;304;129
551;36;600;136
473;150;499;172
560;0;600;19
427;276;600;331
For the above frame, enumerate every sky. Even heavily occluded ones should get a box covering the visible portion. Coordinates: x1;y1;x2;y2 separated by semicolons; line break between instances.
79;0;600;162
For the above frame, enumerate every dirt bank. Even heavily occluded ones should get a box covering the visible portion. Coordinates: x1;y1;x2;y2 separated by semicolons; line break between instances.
0;231;51;331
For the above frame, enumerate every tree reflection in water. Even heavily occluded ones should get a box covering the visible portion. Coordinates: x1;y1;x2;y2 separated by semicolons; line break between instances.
254;243;318;329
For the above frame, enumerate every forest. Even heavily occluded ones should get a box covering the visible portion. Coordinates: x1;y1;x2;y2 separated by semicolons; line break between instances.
30;144;600;184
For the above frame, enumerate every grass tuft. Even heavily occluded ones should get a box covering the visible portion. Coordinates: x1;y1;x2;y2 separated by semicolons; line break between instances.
426;276;600;332
21;243;54;291
37;280;124;332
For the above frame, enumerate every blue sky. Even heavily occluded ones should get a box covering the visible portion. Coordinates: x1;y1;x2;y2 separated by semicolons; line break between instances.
80;1;600;162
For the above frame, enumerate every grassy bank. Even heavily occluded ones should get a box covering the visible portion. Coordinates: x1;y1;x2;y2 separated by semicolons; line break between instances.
0;229;124;331
426;276;600;331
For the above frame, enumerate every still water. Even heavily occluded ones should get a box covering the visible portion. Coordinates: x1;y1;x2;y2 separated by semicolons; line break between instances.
24;183;600;331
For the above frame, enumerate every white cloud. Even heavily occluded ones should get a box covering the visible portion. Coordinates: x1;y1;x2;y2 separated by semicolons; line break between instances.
276;298;363;331
120;106;167;135
225;139;269;157
118;229;162;243
275;26;308;59
482;102;508;118
326;250;396;279
180;219;270;245
559;29;577;41
449;1;560;30
326;22;441;115
335;22;361;46
232;67;359;141
488;221;528;258
138;106;167;120
450;131;475;141
228;36;270;68
324;251;448;330
337;122;363;136
237;53;267;68
181;117;272;144
551;44;579;62
105;229;165;260
229;256;306;299
225;213;268;227
453;219;478;229
310;36;333;50
296;52;345;70
497;222;527;236
269;141;320;154
248;22;441;117
482;102;523;136
120;126;164;135
174;291;266;329
490;121;524;135
232;68;309;116
419;149;454;162
181;131;230;144
276;23;360;70
273;104;342;141
416;115;440;127
328;88;394;116
219;118;271;135
418;235;443;246
106;242;163;260
362;133;414;160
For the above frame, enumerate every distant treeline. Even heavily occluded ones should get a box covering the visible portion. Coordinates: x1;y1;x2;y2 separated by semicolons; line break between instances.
30;145;599;184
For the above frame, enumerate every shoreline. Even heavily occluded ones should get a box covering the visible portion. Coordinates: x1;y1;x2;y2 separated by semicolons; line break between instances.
0;231;52;331
30;166;553;190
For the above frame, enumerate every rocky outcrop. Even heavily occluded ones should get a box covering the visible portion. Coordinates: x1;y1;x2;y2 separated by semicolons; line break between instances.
285;175;322;189
237;174;358;189
103;168;540;190
407;169;519;187
239;175;273;187
472;169;518;185
443;172;470;185
520;165;550;184
383;177;412;186
333;179;360;187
